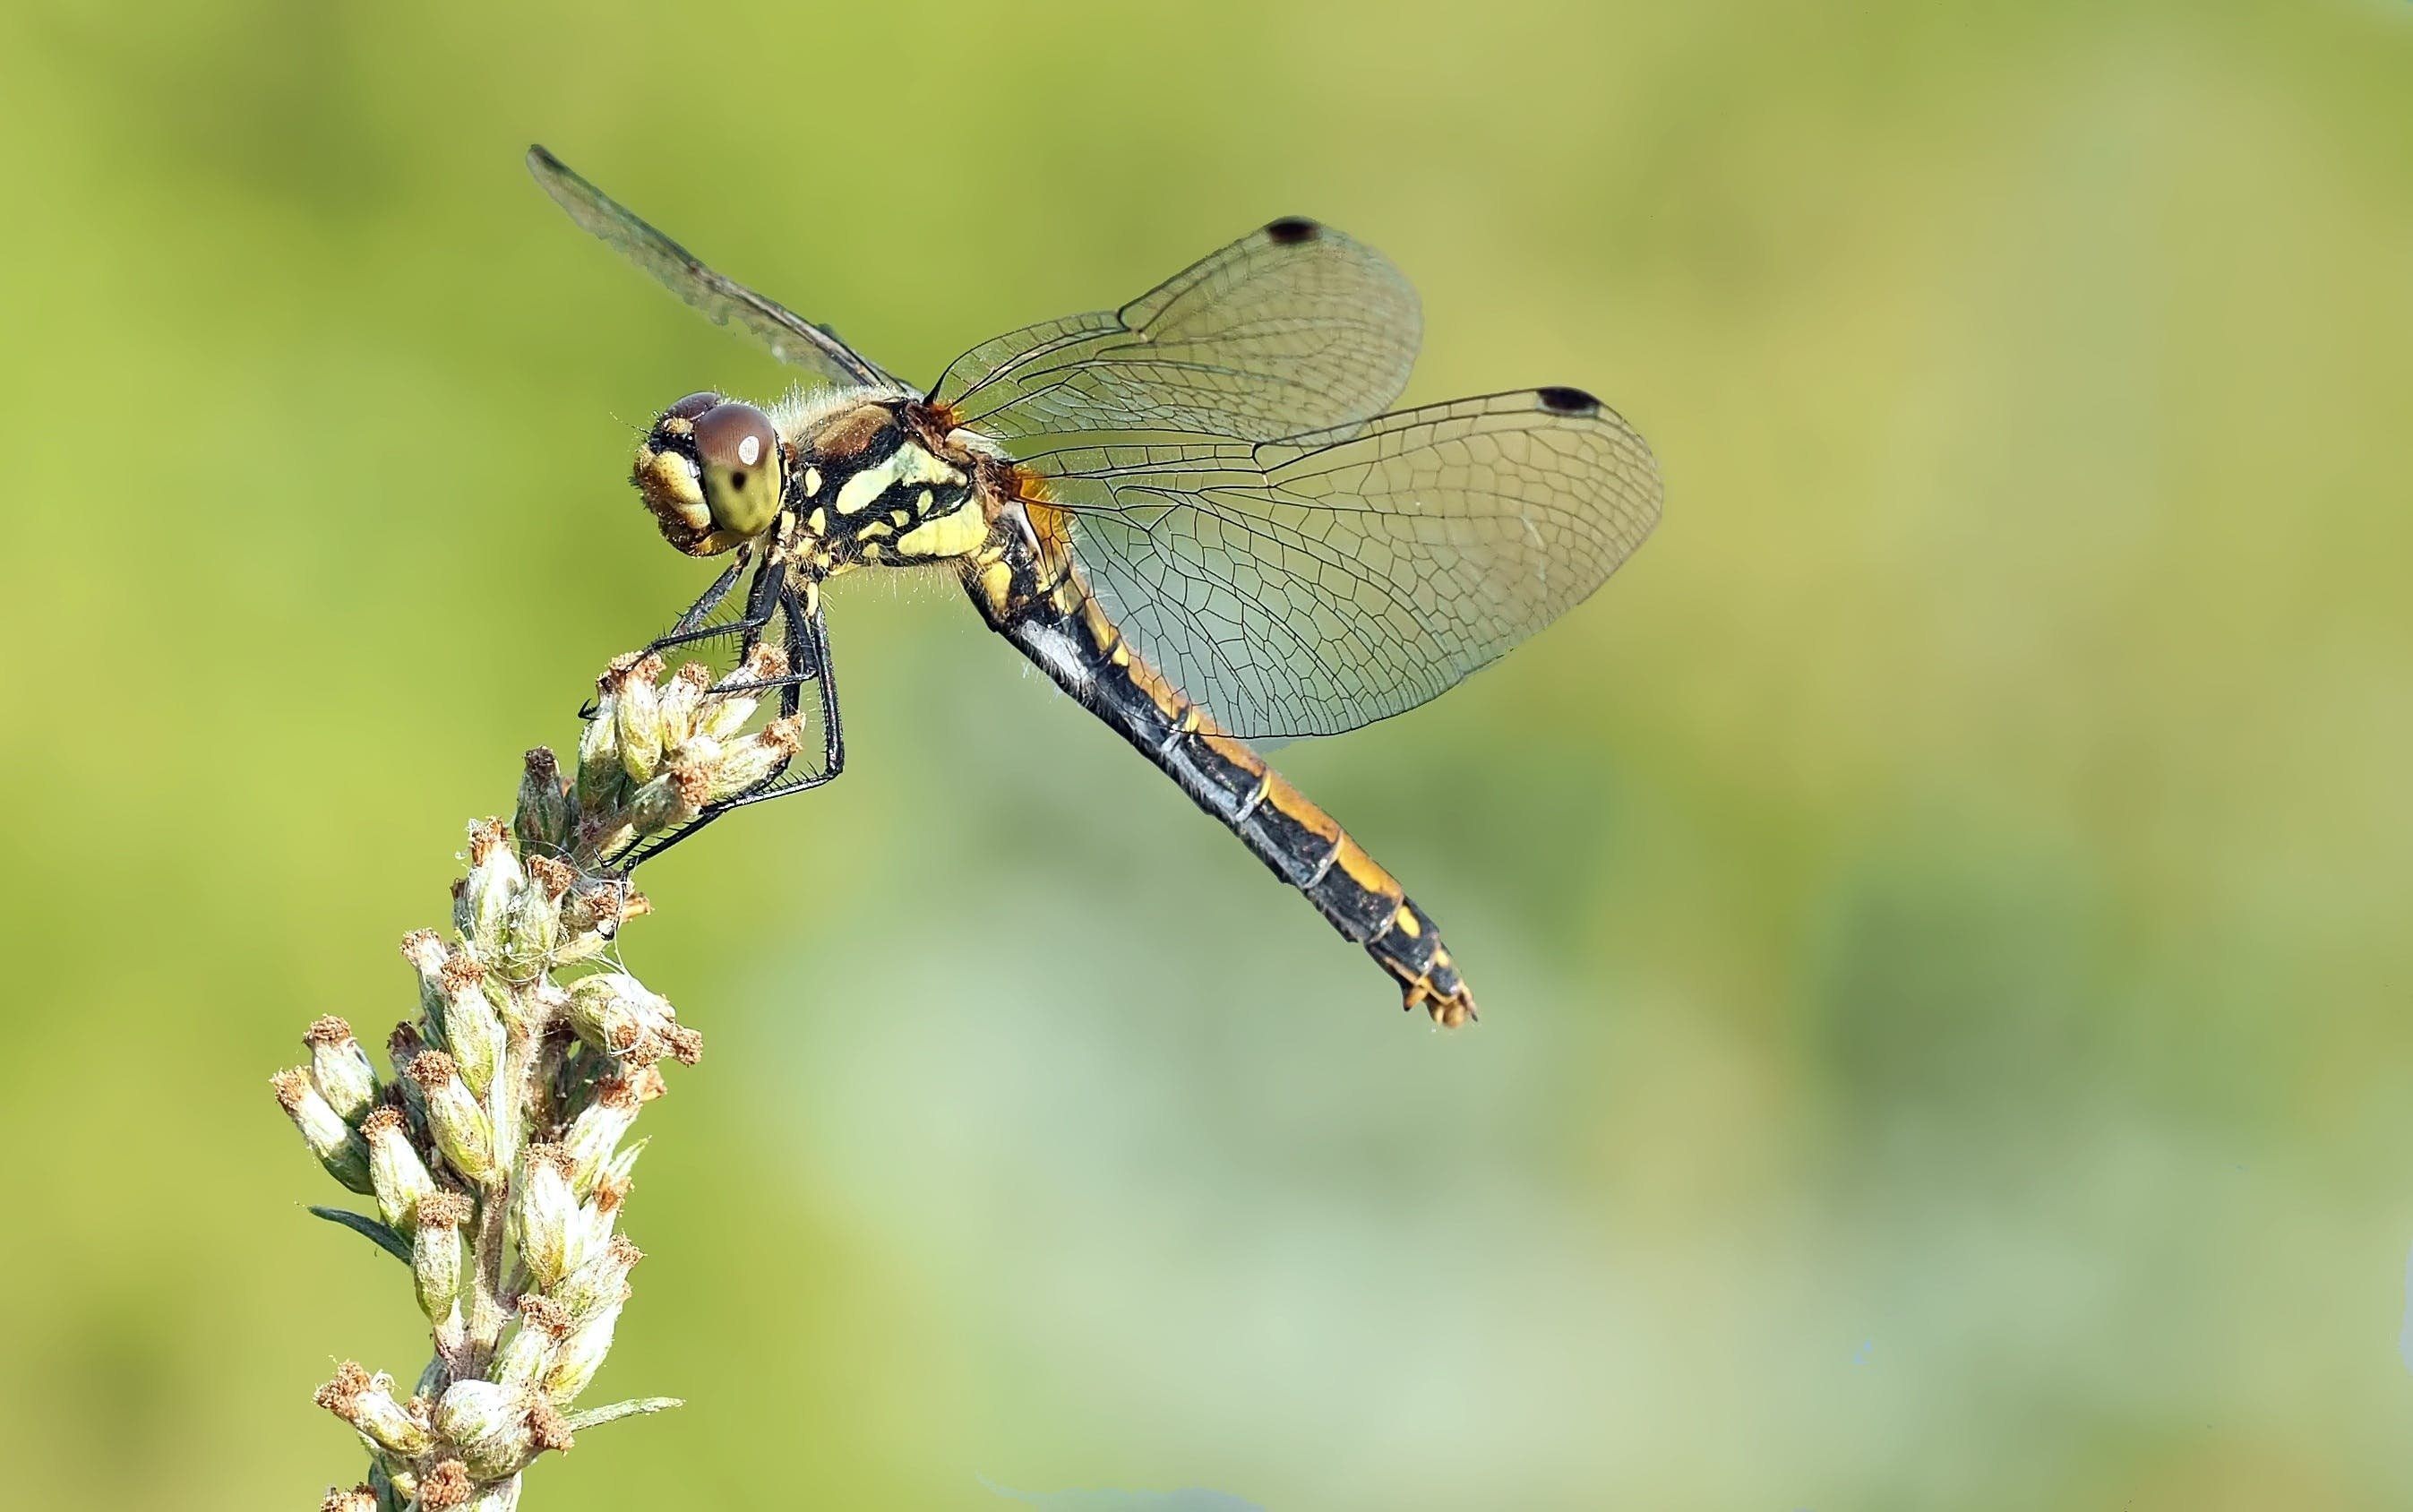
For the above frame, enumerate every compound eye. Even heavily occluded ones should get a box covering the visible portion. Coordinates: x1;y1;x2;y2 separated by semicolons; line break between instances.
691;400;784;537
664;391;723;423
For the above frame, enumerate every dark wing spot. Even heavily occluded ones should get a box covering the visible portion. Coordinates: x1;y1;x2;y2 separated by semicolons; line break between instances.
1535;385;1602;417
1265;216;1321;245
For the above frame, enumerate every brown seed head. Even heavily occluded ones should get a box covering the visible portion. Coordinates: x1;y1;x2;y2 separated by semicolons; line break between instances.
660;1025;703;1067
313;1360;372;1416
416;1189;474;1229
466;817;511;864
528;1397;576;1453
270;1069;311;1111
408;1051;460;1088
438;952;485;994
417;1460;473;1509
527;1142;578;1181
595;1074;643;1113
358;1104;406;1139
527;854;576;900
518;1294;574;1339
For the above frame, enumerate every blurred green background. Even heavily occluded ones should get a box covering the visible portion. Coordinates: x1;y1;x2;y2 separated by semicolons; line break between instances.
3;0;2409;1506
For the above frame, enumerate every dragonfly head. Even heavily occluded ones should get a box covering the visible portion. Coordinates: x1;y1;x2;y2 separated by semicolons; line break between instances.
630;391;788;555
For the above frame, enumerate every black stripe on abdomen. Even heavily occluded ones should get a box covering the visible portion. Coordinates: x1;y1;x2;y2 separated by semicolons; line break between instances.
992;588;1477;1025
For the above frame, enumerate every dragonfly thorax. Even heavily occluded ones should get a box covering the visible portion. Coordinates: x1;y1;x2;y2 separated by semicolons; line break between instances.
779;393;989;573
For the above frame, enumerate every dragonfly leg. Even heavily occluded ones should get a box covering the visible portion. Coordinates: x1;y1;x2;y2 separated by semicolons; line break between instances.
643;548;780;657
617;588;844;872
577;552;758;717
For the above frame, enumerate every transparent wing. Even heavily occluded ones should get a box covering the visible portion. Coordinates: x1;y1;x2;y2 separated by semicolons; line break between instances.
527;145;895;390
931;218;1421;442
1026;388;1661;740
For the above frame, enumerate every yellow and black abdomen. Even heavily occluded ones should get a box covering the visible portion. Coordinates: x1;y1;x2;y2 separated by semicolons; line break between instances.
986;572;1476;1027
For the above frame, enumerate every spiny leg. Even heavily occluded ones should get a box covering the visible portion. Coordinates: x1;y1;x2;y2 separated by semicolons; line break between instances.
645;546;780;658
578;550;761;717
618;588;844;871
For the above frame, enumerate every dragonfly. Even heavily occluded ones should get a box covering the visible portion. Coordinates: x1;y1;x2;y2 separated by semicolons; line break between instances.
528;145;1661;1027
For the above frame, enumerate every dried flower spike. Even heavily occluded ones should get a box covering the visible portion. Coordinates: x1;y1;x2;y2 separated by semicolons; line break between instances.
288;652;748;1504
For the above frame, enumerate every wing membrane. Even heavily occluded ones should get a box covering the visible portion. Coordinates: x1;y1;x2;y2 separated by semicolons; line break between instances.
527;145;894;390
1026;389;1661;740
932;219;1421;442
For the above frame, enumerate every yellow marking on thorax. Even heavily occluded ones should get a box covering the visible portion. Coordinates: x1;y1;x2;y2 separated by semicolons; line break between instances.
974;558;1016;618
897;500;988;559
832;443;962;516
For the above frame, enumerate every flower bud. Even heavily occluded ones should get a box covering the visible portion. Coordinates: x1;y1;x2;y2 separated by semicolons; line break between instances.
562;1075;643;1193
699;644;787;740
559;879;642;942
545;1296;622;1403
673;730;726;773
272;1069;374;1194
305;1017;380;1125
553;1235;641;1327
621;769;702;838
502;875;560;975
401;930;451;1021
314;1362;434;1457
322;1483;378;1512
412;1188;472;1322
434;953;503;1100
386;1023;433;1130
514;1143;580;1287
410;1052;498;1184
562;974;700;1067
657;661;713;750
576;680;625;812
494;1294;573;1387
416;1459;473;1511
456;819;525;955
468;1473;525;1512
511;747;572;855
526;855;576;905
612;653;667;782
435;1379;539;1480
359;1105;437;1233
705;717;803;802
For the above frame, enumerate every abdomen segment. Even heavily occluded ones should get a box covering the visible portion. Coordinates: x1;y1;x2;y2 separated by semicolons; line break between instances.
989;580;1476;1026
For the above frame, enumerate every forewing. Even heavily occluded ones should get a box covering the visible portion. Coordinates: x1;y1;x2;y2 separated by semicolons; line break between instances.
527;145;895;390
1026;389;1661;740
931;219;1421;442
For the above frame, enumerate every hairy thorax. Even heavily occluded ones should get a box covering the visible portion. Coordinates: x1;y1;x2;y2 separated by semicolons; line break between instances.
769;390;1064;627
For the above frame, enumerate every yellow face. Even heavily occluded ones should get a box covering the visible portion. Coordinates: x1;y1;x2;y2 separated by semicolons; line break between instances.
629;392;786;556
